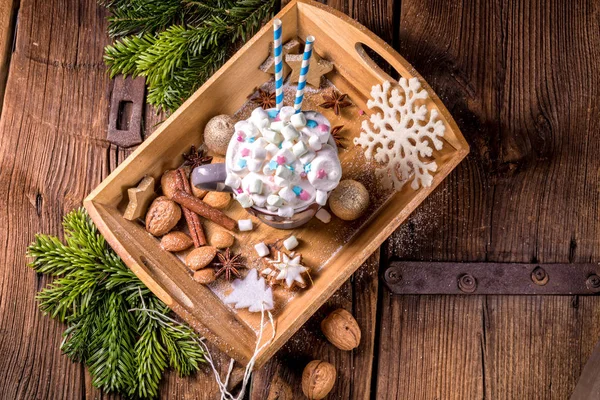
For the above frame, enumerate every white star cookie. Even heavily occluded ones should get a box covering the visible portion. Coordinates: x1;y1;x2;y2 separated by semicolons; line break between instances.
261;251;309;289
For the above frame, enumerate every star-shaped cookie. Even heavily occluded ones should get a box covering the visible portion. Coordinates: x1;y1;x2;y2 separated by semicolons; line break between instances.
123;176;156;220
285;52;334;88
259;39;300;78
261;250;309;289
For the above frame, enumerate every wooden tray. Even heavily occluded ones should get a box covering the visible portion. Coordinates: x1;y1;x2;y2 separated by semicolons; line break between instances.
84;0;469;367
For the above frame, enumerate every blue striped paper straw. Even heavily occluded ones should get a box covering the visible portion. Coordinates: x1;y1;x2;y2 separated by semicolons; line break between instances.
273;19;284;110
293;36;315;113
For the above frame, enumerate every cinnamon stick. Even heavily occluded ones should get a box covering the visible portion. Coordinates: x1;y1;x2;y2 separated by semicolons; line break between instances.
172;190;237;231
175;169;207;246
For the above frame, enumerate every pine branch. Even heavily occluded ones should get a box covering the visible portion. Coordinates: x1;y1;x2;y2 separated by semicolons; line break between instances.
107;0;186;38
27;208;206;398
102;0;275;112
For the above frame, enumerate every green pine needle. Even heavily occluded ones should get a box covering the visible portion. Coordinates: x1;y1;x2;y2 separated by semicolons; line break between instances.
102;0;275;112
27;208;206;398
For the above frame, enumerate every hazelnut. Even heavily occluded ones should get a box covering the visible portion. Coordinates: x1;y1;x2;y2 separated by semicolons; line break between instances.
203;192;231;210
160;231;193;252
320;308;361;351
193;269;216;284
185;246;217;271
145;196;181;236
210;230;235;249
302;360;336;400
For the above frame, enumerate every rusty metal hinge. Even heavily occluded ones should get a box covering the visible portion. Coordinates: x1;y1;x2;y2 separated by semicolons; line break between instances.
383;262;600;295
107;76;146;148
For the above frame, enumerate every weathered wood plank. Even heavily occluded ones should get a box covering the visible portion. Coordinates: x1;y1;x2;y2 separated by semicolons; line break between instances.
380;0;600;398
0;0;234;398
0;0;16;110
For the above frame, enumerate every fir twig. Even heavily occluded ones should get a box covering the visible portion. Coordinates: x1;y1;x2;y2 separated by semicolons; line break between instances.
27;208;206;398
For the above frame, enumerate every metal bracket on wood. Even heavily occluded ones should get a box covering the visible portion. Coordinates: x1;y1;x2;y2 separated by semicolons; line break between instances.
107;76;146;148
383;262;600;295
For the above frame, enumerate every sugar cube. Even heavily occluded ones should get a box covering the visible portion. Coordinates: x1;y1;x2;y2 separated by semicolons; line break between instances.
283;235;299;250
238;219;253;231
254;242;270;257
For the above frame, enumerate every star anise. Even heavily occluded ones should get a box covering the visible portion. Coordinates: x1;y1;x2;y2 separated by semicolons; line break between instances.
319;90;352;116
250;88;276;109
330;125;346;149
182;145;213;169
214;248;245;281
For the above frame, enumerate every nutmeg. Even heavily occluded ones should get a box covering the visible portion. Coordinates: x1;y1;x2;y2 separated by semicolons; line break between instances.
160;231;193;252
203;192;231;210
302;360;336;400
210;230;235;249
145;196;181;236
185;246;217;271
320;308;361;351
193;268;216;284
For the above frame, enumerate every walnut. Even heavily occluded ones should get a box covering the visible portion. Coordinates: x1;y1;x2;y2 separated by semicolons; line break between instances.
145;196;181;236
320;308;361;350
302;360;336;400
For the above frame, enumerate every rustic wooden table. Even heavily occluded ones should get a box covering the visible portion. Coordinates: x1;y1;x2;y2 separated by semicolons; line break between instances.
1;0;599;398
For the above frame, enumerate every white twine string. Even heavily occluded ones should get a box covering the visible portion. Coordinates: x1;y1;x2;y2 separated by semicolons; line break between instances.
129;289;276;400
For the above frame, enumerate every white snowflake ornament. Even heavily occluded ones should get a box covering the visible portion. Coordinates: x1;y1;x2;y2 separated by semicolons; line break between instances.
354;78;446;190
261;251;309;289
224;269;274;312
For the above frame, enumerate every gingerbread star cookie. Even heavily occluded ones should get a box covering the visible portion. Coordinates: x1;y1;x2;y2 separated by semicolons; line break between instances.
261;250;309;289
285;52;334;88
259;39;300;79
123;176;156;220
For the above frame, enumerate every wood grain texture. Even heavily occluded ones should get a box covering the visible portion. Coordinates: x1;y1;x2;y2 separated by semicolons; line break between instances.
0;0;234;398
0;0;16;110
380;0;600;398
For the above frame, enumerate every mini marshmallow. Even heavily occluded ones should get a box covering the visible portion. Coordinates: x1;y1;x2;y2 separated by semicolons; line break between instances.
279;186;296;202
254;242;270;257
315;190;328;206
308;135;322;151
266;205;278;212
248;178;263;194
275;165;292;179
236;193;254;208
283;235;299;250
318;130;330;144
265;143;279;157
253;137;268;149
281;140;294;150
270;120;284;132
251;107;269;121
262;129;282;144
247;159;263;172
225;174;241;189
267;194;283;207
274;176;288;187
290;112;307;129
315;208;331;223
252;146;267;160
277;206;294;218
299;151;316;164
252;194;267;207
238;219;253;231
292;141;309;157
281;125;299;141
275;149;295;163
279;106;295;122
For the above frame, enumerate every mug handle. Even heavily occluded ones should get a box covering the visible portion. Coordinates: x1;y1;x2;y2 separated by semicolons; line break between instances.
191;163;233;192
